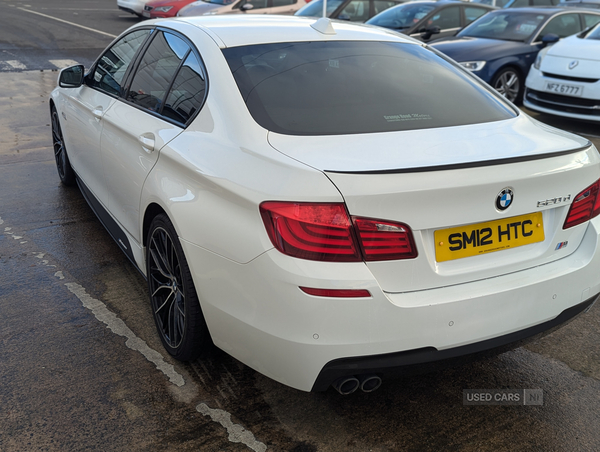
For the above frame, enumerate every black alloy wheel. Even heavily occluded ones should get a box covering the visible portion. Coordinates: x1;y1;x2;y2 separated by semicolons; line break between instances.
51;105;76;186
146;214;210;361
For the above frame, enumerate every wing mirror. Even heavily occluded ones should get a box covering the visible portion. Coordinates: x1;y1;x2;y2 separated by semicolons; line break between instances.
58;65;85;88
420;25;441;41
541;33;559;47
240;3;254;11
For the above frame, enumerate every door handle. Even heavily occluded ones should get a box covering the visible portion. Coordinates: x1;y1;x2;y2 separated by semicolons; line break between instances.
91;106;103;120
138;133;155;153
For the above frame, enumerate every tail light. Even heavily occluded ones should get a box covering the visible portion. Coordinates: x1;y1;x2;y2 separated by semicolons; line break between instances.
563;179;600;229
260;201;417;262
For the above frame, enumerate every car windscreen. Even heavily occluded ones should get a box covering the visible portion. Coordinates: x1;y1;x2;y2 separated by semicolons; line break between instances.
366;4;436;29
295;0;345;16
458;11;547;41
222;41;515;136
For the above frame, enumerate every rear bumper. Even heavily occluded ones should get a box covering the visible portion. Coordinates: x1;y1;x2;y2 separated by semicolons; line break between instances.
182;216;600;392
312;295;597;391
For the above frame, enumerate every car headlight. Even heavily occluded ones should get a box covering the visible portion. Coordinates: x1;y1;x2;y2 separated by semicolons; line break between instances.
203;10;218;15
458;61;486;72
154;6;173;12
533;54;543;70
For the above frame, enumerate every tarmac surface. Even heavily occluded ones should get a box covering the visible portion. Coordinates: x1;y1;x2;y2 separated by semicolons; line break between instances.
1;10;600;451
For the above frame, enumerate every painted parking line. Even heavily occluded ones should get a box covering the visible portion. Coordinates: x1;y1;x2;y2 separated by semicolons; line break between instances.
1;215;266;451
49;59;81;69
17;7;117;39
5;60;27;70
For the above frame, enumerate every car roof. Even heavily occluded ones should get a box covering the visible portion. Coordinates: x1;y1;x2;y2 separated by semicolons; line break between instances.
165;15;420;48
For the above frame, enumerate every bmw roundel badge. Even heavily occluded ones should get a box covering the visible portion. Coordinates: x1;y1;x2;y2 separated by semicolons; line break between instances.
496;188;513;211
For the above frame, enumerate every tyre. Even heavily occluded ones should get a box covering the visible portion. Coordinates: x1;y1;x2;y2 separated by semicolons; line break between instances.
146;214;211;361
491;67;522;104
51;105;76;186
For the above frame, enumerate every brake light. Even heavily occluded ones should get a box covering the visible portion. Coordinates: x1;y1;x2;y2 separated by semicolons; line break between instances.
353;217;417;261
260;202;417;262
563;179;600;229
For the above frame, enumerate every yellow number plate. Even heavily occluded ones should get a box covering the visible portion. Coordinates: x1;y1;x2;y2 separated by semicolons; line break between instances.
435;212;544;263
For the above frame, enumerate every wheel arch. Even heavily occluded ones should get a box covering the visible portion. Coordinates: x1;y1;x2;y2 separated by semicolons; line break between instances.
142;202;168;248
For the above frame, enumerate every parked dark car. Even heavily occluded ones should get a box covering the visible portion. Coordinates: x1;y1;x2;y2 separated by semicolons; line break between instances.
295;0;407;22
429;7;600;102
365;1;497;42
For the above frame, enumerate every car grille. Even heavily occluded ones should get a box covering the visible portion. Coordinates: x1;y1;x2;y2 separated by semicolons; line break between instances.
541;72;600;83
526;89;600;117
144;5;153;11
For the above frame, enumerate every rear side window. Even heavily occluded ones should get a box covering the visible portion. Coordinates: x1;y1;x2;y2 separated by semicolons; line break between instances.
91;29;151;96
125;31;207;124
127;32;190;112
223;41;515;136
162;53;207;123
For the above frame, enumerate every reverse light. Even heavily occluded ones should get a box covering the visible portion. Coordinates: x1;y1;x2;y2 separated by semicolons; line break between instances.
260;202;417;262
563;179;600;229
459;61;486;72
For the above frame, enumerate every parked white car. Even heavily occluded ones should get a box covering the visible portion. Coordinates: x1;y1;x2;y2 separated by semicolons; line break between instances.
524;22;600;121
177;0;307;16
117;0;146;16
50;15;600;394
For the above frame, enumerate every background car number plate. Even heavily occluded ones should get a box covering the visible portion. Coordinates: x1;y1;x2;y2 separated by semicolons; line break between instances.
435;212;544;262
544;82;583;97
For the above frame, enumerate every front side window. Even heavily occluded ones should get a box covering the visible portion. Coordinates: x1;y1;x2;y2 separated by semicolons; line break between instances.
127;32;190;113
223;41;515;136
272;0;297;6
91;29;151;96
337;0;370;21
428;6;461;29
295;0;345;16
366;4;436;30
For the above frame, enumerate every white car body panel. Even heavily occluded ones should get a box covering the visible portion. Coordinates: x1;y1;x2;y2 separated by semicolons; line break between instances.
50;16;600;392
58;87;115;204
267;114;589;172
117;0;146;15
524;33;600;121
182;216;600;391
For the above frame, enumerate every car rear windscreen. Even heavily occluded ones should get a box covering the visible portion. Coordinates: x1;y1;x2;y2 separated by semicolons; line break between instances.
222;41;516;136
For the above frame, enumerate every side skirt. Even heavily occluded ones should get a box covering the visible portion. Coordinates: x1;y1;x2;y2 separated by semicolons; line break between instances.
76;177;146;279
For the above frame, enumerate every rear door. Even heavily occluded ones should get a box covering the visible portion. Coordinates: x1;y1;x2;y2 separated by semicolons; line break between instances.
100;29;208;242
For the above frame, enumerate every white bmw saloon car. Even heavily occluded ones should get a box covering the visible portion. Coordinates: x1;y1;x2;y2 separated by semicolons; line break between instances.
524;22;600;122
50;15;600;394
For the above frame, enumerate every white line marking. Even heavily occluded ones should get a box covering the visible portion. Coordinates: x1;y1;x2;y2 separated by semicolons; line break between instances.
6;60;27;70
196;403;267;452
17;8;117;38
49;59;80;69
65;282;185;387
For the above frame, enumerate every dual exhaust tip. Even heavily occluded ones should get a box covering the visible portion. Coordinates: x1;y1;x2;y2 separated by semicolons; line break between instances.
332;374;382;395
